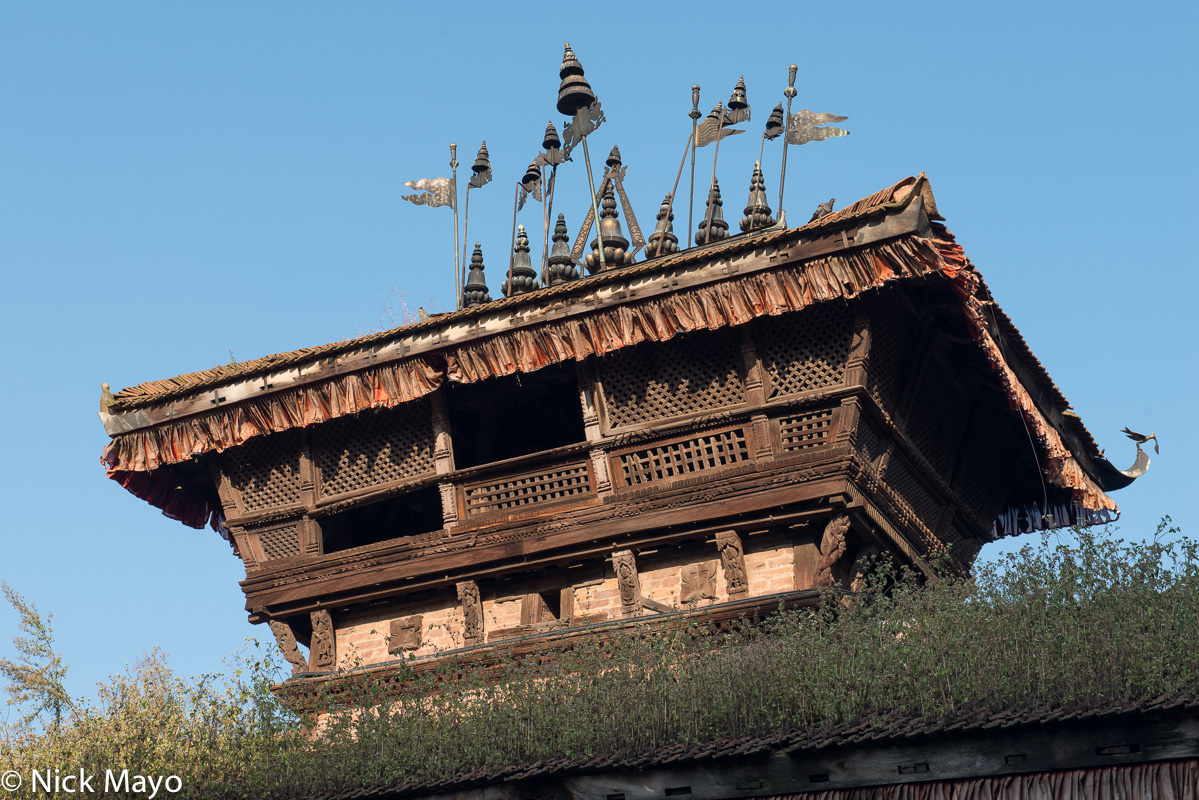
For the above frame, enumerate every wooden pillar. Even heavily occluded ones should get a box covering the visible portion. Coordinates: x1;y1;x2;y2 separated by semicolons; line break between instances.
740;326;774;459
576;359;604;442
430;390;459;528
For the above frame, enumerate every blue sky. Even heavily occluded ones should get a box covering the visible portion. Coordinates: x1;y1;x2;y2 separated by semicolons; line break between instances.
2;1;1196;706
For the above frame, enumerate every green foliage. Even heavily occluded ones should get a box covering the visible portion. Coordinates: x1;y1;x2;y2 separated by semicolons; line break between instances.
1;522;1196;799
0;580;74;730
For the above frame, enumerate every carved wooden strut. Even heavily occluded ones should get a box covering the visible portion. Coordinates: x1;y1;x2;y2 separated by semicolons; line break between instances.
457;581;484;645
269;620;308;675
816;515;851;588
716;530;749;599
613;550;642;616
309;609;337;671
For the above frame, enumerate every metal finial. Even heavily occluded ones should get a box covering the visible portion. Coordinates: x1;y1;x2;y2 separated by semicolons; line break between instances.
695;177;728;245
645;193;679;259
740;161;776;233
543;120;561;152
450;142;458;169
463;242;492;308
557;42;596;116
784;64;798;99
764;103;785;140
583;181;634;274
606;145;622;169
547;213;579;286
503;225;540;297
690;84;702;121
729;76;748;111
471;141;491;175
469;141;493;188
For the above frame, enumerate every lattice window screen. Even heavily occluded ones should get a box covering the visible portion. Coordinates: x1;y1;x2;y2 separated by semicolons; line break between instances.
883;457;942;529
759;303;852;399
616;428;750;486
313;398;436;499
778;408;834;452
952;411;1009;521
856;417;887;466
226;429;304;512
866;298;917;415
904;359;966;477
464;462;592;515
253;523;301;561
599;330;744;429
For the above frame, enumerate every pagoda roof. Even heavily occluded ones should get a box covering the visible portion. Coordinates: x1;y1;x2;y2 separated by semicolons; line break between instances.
97;174;1132;529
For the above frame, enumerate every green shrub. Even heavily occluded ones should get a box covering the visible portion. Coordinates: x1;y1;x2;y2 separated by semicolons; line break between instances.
1;521;1195;799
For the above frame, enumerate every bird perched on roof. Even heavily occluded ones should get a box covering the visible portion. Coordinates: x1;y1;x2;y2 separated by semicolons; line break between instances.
809;197;835;223
1121;427;1160;454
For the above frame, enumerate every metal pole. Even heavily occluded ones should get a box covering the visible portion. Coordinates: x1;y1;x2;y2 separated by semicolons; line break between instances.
778;64;798;216
507;182;519;294
657;131;694;258
460;184;471;310
580;136;605;269
450;144;460;309
701;102;726;243
687;84;700;249
542;164;558;279
540;163;551;284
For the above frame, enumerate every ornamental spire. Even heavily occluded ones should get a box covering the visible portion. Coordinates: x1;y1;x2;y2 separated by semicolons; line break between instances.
547;213;579;286
462;243;492;308
645;193;679;259
740;161;776;233
695;177;728;245
502;225;540;297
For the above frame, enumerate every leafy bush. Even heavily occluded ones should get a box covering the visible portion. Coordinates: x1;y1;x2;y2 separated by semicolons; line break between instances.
1;522;1195;799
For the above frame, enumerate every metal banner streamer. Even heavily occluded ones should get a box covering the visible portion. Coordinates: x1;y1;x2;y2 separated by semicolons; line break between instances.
785;110;850;145
402;177;456;209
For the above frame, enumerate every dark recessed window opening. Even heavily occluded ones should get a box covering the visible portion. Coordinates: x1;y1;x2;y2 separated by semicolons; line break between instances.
446;363;586;469
320;485;443;553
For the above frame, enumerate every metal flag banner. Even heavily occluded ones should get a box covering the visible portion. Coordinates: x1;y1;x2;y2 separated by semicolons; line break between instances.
785;110;850;145
695;105;744;148
402;177;456;209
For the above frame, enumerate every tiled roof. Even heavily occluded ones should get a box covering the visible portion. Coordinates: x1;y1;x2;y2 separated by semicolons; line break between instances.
316;696;1199;800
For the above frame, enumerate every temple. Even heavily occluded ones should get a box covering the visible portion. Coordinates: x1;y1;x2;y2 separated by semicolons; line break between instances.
98;170;1147;694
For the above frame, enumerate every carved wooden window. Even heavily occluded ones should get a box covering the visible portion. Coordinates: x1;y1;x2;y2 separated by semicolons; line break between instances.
904;358;967;477
865;296;918;415
758;303;852;399
463;461;592;516
250;521;301;561
312;398;435;500
225;429;304;512
614;426;750;487
599;329;745;430
778;407;835;452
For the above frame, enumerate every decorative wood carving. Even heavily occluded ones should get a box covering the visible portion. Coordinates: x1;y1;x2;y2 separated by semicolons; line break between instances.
309;609;336;671
430;390;455;473
269;620;308;675
739;326;767;407
457;581;484;645
816;515;852;588
389;615;423;653
751;413;773;459
576;360;603;442
680;560;717;603
300;517;320;555
716;530;749;600
439;482;459;529
612;550;641;616
590;448;613;495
